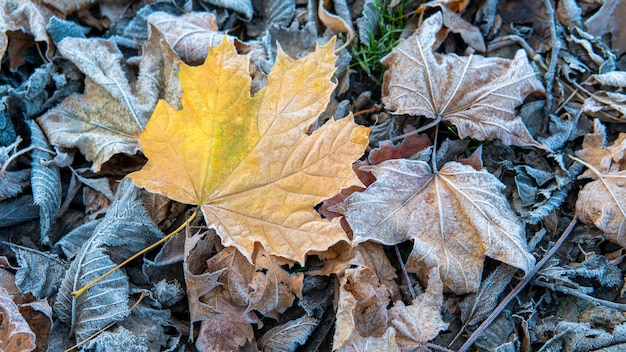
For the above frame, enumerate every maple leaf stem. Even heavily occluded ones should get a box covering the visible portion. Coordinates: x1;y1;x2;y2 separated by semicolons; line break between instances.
71;209;198;298
457;214;578;352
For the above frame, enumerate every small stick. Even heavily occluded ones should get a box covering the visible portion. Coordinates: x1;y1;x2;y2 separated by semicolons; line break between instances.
542;0;561;119
532;280;626;311
457;214;578;352
395;245;416;300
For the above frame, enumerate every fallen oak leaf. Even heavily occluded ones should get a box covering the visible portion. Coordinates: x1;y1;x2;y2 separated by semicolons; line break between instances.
382;12;546;150
129;37;370;263
336;158;535;294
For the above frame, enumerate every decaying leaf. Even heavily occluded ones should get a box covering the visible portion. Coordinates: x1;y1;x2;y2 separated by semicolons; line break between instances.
389;268;448;351
382;12;545;149
130;38;370;263
54;179;162;342
147;12;227;65
5;242;68;299
205;245;303;318
574;119;626;247
28;120;61;245
0;0;55;70
337;158;535;294
258;315;319;352
0;287;36;352
333;265;392;349
38;29;181;171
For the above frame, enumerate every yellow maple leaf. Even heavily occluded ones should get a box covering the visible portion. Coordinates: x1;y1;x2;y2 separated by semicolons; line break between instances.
129;38;370;263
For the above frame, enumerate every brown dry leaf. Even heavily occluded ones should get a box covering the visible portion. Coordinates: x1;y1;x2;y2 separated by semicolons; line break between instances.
382;12;545;149
205;245;303;318
335;326;400;352
336;158;535;294
0;0;55;71
585;0;626;55
333;265;392;349
389;268;448;351
129;38;370;264
147;12;230;65
195;290;257;352
0;287;36;352
259;315;319;351
417;3;486;52
38;29;181;172
574;119;626;247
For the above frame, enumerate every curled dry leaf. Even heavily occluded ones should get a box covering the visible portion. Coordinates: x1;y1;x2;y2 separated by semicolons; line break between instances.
389;268;448;351
382;12;546;149
333;265;392;350
337;159;535;294
130;38;370;264
575;119;626;247
0;287;36;352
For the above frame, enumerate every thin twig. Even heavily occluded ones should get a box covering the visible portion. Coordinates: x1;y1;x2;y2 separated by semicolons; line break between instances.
395;245;416;300
532;280;626;311
542;0;561;119
458;214;578;352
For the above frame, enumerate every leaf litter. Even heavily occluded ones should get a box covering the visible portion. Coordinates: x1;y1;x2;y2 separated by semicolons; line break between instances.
2;0;626;351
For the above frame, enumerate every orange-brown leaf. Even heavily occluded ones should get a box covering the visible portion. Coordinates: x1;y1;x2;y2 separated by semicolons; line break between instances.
129;38;370;263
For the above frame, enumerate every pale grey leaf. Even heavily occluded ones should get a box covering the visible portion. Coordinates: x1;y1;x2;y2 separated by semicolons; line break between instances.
152;280;185;308
71;168;113;200
82;305;173;352
54;239;130;342
259;315;319;352
28;120;61;245
54;179;162;342
459;264;517;327
0;195;39;227
53;219;101;259
46;16;88;43
0;169;30;200
3;242;68;299
535;317;626;351
263;0;294;28
584;71;626;87
202;0;253;19
357;0;377;48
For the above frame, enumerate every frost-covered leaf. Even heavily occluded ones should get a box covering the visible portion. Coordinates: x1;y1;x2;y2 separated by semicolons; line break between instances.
382;12;545;149
0;0;55;70
0;195;39;227
28;120;61;245
333;266;391;349
336;326;400;352
575;120;626;247
4;242;68;299
129;38;369;264
337;159;535;294
202;0;253;19
205;246;303;318
54;179;162;342
53;219;101;259
82;304;175;352
0;169;29;201
38;31;181;171
258;315;318;352
0;287;36;352
389;268;448;350
147;12;228;65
